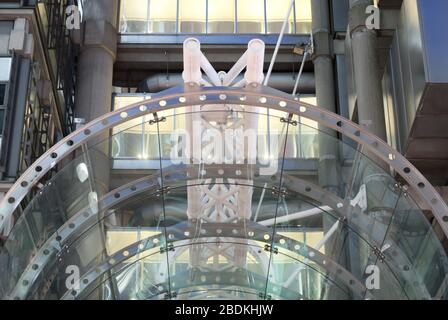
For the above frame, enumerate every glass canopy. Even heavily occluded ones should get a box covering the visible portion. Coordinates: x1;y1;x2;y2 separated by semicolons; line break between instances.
1;89;447;300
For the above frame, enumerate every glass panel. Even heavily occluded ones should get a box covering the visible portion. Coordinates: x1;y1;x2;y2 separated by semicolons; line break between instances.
119;0;178;33
160;110;289;191
267;190;374;299
3;103;448;300
208;0;236;33
0;120;161;299
381;192;448;299
149;0;178;33
40;189;166;299
0;58;12;82
0;108;4;133
0;21;13;55
179;0;206;33
0;83;7;106
237;0;265;33
112;95;157;162
120;0;150;33
266;250;351;300
295;0;312;33
266;0;294;34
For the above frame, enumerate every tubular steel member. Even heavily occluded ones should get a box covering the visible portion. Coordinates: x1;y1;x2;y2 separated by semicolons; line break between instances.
1;84;447;240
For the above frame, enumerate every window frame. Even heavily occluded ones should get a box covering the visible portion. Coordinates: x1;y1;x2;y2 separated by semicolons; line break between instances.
118;0;311;35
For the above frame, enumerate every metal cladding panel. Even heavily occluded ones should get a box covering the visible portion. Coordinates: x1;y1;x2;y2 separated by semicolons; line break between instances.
331;0;349;33
417;0;448;83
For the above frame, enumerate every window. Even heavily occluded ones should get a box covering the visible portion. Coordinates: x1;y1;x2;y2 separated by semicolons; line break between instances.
237;0;265;33
0;57;12;82
208;0;235;33
179;0;206;33
0;21;12;156
295;0;312;33
149;0;177;33
0;109;4;135
120;0;150;33
0;22;13;54
266;0;294;34
0;84;7;106
118;0;312;35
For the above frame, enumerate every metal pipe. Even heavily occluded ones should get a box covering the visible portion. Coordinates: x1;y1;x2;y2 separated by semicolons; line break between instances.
259;206;330;226
314;220;340;251
253;183;268;222
223;51;248;86
349;0;387;141
292;50;309;96
200;52;222;86
140;72;315;93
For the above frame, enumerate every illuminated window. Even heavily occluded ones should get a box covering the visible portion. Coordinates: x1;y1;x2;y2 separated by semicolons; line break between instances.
118;0;312;35
266;0;294;34
237;0;265;33
120;0;177;33
295;0;312;33
148;0;177;33
120;0;149;33
208;0;235;33
179;0;206;33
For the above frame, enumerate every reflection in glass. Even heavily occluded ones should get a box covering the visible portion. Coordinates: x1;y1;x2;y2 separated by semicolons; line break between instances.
266;0;294;34
149;0;177;33
295;0;312;33
120;0;150;33
208;0;236;33
118;0;313;35
179;0;206;33
237;0;265;33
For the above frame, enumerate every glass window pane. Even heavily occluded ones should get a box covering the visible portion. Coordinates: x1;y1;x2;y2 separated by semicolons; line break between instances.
237;0;265;33
0;84;6;106
149;0;177;33
0;21;13;55
295;0;312;33
208;0;235;33
0;58;12;82
266;0;294;34
0;109;4;134
120;0;149;33
179;0;206;33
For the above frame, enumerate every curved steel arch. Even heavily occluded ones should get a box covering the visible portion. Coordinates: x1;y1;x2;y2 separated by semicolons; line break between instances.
1;84;446;239
10;165;430;300
9;168;367;300
89;269;309;300
59;230;374;300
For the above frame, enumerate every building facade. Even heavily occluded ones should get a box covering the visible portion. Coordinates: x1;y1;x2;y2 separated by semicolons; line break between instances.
0;0;447;300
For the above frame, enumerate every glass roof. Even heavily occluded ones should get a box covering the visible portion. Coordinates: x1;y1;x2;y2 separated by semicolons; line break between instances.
1;100;447;300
